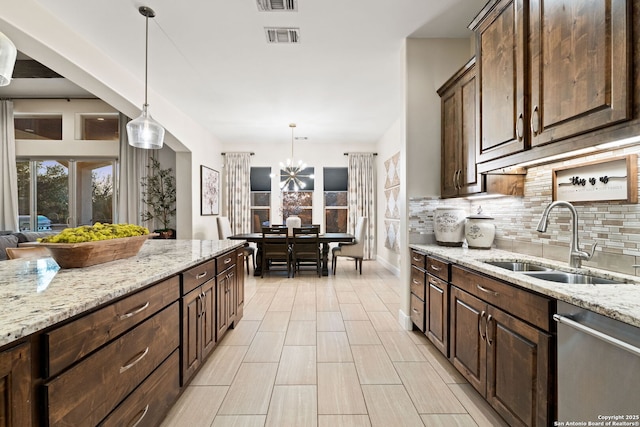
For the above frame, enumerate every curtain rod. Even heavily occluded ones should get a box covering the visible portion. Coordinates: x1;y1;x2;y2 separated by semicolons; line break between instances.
1;97;98;101
344;152;378;156
221;152;255;155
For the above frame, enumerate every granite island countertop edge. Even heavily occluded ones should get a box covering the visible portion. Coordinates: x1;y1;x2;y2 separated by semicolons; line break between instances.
0;239;246;348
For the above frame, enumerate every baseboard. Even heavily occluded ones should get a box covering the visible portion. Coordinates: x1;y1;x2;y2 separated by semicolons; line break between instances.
376;257;401;277
398;309;412;331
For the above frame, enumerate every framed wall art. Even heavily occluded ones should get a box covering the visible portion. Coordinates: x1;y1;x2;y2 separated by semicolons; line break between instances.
552;154;638;203
201;165;220;215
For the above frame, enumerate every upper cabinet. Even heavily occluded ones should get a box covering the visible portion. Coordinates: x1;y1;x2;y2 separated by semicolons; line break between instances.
473;0;528;163
438;58;483;198
528;0;631;147
471;0;632;164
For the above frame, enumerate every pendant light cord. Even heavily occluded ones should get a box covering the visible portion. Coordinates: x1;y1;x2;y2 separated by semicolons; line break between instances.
144;12;149;107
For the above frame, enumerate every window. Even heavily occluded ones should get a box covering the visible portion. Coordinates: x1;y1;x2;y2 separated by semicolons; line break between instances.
77;114;119;140
17;159;115;231
324;167;348;232
14;114;63;140
251;167;271;232
282;191;313;224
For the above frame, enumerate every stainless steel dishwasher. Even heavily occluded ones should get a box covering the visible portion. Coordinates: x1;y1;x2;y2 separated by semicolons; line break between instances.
554;301;640;424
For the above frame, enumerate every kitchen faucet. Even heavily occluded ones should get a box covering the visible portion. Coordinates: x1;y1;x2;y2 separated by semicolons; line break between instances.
536;201;597;268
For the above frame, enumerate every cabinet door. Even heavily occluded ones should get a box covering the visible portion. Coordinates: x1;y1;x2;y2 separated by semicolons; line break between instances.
441;85;460;198
476;0;527;162
450;286;486;395
458;68;481;195
201;279;216;360
529;0;630;147
426;275;449;357
0;342;31;427
182;288;201;384
486;306;551;427
216;273;230;340
236;250;245;321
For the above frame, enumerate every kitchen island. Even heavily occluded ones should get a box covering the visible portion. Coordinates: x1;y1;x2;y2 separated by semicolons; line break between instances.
0;238;246;426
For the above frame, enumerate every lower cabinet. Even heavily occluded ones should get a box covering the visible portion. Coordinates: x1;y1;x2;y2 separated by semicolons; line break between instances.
450;266;552;427
216;264;236;340
0;341;31;427
182;278;216;385
425;274;449;356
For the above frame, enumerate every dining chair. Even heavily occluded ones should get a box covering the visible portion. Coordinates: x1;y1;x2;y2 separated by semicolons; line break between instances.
5;246;51;260
217;216;255;275
332;216;367;275
261;227;291;278
291;227;321;277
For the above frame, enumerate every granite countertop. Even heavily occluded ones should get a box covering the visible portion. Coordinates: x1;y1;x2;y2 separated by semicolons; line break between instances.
410;244;640;329
0;239;245;348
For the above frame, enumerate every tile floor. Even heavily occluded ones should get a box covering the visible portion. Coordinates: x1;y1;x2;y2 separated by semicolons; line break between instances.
161;261;509;427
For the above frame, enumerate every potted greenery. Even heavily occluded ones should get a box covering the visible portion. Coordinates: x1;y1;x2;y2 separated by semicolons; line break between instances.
140;157;177;239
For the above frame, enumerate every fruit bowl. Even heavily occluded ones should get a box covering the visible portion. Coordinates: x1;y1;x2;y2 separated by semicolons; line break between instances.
38;234;152;268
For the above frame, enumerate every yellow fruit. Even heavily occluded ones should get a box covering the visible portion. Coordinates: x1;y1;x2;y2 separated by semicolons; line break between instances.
39;223;149;243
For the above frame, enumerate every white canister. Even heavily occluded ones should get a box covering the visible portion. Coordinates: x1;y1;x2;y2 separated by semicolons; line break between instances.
465;208;496;249
434;206;466;247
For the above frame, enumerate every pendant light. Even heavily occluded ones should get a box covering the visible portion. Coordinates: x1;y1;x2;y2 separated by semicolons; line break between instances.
0;31;17;86
126;6;165;149
279;123;314;191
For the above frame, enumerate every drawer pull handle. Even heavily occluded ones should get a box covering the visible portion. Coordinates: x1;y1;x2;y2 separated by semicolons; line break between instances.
119;301;150;320
196;271;208;279
430;265;441;272
412;308;419;313
129;404;150;427
476;284;499;296
412;256;421;262
224;257;232;264
412;279;421;285
120;347;150;373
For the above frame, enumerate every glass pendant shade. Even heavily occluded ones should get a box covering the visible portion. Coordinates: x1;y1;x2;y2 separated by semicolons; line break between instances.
0;31;18;87
126;104;165;149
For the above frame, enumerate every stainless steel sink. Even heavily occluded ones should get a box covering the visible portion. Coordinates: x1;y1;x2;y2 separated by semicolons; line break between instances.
484;261;554;272
522;271;625;285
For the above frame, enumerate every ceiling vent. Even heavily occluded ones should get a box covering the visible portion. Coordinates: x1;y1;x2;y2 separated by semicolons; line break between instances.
257;0;297;12
265;27;300;44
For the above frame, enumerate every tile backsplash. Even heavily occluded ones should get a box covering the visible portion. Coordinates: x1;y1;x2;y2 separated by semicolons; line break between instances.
409;146;640;275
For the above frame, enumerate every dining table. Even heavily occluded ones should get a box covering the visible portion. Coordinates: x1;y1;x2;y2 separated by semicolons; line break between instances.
228;232;354;276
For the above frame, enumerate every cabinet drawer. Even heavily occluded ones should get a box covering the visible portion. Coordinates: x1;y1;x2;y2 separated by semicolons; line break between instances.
427;256;449;281
410;266;426;300
410;294;425;332
216;250;236;274
410;250;426;269
182;259;215;294
46;302;180;426
451;265;551;331
100;350;179;427
46;276;180;377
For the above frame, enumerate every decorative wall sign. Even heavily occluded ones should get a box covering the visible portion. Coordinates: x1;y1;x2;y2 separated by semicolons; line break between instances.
552;155;637;203
201;166;220;215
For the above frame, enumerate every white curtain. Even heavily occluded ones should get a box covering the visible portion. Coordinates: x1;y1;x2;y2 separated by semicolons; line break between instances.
0;100;18;231
117;113;151;227
224;152;251;234
347;153;376;259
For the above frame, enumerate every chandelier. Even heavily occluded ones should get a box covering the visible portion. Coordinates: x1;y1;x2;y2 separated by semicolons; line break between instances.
279;123;313;191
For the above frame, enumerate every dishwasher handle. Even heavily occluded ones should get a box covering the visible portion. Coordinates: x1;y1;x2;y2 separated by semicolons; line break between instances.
553;314;640;357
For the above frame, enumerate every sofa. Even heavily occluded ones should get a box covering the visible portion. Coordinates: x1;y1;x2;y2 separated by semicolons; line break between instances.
0;231;58;261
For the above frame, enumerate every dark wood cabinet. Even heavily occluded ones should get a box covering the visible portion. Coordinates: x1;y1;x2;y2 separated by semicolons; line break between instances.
473;0;527;162
438;57;482;198
181;275;215;385
0;342;31;427
528;0;631;147
450;265;552;427
236;250;245;320
216;266;236;340
409;250;427;332
471;0;632;164
426;274;449;356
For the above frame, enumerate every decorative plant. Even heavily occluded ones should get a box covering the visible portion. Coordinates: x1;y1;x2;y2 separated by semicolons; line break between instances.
140;157;176;231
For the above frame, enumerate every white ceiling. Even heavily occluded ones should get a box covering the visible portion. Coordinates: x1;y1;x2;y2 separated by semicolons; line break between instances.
1;0;487;148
